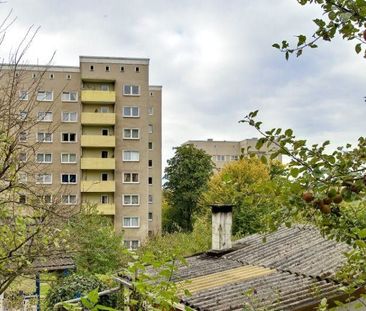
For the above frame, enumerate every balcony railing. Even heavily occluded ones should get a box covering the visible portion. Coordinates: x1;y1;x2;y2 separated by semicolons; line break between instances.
81;135;115;147
81;90;115;103
81;113;115;125
81;180;115;192
81;158;115;170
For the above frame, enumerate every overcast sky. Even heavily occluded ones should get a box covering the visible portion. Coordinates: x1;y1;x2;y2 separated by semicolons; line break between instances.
1;0;365;169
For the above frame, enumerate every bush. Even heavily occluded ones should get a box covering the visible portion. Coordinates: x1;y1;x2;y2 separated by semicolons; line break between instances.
44;273;116;310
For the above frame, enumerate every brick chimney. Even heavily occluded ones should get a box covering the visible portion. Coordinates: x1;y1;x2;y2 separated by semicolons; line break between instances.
211;204;233;251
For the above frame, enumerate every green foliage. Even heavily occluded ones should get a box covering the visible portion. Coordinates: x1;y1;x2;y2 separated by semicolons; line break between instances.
164;144;214;232
45;274;116;310
273;0;366;59
140;217;211;258
62;289;117;311
67;208;126;274
202;158;296;236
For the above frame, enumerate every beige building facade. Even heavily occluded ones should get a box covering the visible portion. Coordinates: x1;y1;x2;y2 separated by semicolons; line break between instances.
185;138;282;170
7;56;162;249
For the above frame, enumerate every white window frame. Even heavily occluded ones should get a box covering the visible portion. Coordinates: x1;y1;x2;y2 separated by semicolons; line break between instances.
36;173;52;185
122;194;140;206
62;194;77;205
62;111;78;122
148;124;153;134
37;132;53;143
19;132;27;142
18;172;27;183
148;142;153;150
148;212;153;221
42;194;53;204
61;153;77;164
19;153;27;162
123;172;139;184
61;132;77;143
123;216;140;228
148;107;154;115
60;173;77;184
19;90;28;101
100;194;109;204
36;153;52;164
37;91;53;101
61;91;78;102
123;106;139;118
123;128;140;140
37;111;53;122
101;172;109;181
123;85;140;96
123;151;140;162
100;106;109;113
148;195;153;204
19;111;28;120
124;240;140;250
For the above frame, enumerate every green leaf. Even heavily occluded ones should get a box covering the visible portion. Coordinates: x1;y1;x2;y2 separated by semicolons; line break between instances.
297;35;306;47
87;288;99;304
355;43;362;54
272;43;280;49
285;129;293;137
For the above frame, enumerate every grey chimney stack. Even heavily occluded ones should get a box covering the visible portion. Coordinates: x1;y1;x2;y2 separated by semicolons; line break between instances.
211;204;233;251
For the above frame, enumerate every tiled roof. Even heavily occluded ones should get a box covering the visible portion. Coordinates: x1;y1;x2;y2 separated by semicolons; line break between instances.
176;225;353;311
31;254;75;271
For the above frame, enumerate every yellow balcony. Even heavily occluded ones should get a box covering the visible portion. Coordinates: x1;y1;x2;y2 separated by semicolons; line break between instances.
81;135;115;147
81;158;115;170
81;90;116;103
81;180;115;193
97;204;115;215
81;113;115;125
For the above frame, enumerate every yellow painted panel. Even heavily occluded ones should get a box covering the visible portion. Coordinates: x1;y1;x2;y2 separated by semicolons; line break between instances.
81;180;115;192
81;90;116;103
179;265;274;294
81;158;115;170
96;204;115;215
81;135;115;147
81;113;115;125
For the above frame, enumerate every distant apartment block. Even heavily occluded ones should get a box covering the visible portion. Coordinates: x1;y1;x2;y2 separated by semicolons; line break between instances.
4;56;162;249
185;138;282;170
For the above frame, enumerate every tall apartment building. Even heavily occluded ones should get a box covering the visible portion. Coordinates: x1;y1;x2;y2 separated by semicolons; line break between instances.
6;56;162;248
185;138;282;170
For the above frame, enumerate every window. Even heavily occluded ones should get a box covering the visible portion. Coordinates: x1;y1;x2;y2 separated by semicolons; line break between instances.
61;174;77;184
123;106;139;117
62;194;77;205
19;195;26;204
36;153;52;164
32;73;36;79
61;153;77;164
101;194;109;204
148;195;153;204
101;129;109;136
123;173;139;183
37;112;53;122
19;132;27;142
123;85;140;96
123;217;140;228
124;240;140;250
19;153;27;162
18;172;27;183
19;90;28;101
49;73;54;79
148;212;153;221
101;173;108;181
66;74;72;80
123;151;140;162
148;124;153;133
123;195;139;206
135;67;139;73
101;151;109;158
120;66;124;72
36;173;52;184
90;65;94;71
19;111;28;120
216;155;225;161
148;107;154;115
42;195;52;204
61;91;78;102
148;142;153;150
100;106;109;113
105;66;110;72
148;160;152;168
62;112;77;122
61;133;77;143
148;177;152;185
231;155;239;160
123;128;139;139
37;132;53;143
100;84;110;91
37;91;53;101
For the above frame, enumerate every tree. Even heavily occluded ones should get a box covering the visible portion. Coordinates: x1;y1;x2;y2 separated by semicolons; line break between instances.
67;209;126;274
163;144;214;232
202;158;296;236
273;0;366;59
241;110;366;293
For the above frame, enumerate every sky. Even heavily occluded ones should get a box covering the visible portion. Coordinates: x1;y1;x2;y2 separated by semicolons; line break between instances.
0;0;365;169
